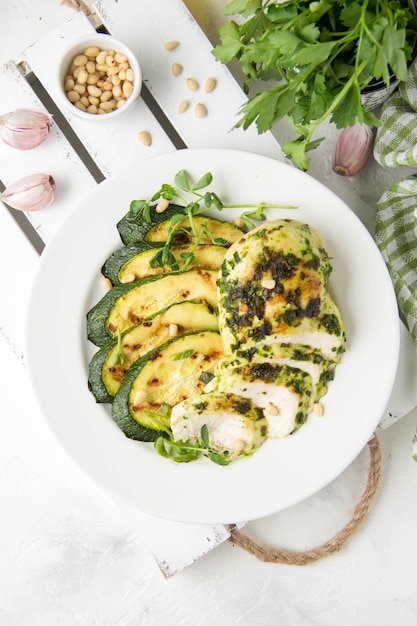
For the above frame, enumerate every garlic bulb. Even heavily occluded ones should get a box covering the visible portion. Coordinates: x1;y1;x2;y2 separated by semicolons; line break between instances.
0;173;55;211
0;109;51;150
333;121;374;177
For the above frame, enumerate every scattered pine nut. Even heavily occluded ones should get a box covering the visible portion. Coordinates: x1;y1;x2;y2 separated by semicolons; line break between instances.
194;102;207;118
120;272;136;284
156;198;170;213
164;40;179;51
261;278;276;290
205;77;217;93
172;62;183;77
133;390;147;407
313;402;324;417
137;130;152;146
264;403;280;416
168;323;179;337
186;77;199;92
102;277;113;291
178;100;189;113
233;217;245;229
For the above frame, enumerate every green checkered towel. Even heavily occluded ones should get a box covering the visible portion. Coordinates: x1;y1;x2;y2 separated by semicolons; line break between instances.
373;62;417;349
375;177;417;348
374;61;417;167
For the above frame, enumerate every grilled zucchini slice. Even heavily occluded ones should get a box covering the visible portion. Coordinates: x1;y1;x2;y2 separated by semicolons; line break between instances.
87;268;218;347
88;300;218;402
111;330;225;441
102;243;227;285
117;202;243;245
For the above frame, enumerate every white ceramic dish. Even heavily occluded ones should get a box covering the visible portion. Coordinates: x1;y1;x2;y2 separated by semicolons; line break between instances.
56;33;142;121
26;148;399;525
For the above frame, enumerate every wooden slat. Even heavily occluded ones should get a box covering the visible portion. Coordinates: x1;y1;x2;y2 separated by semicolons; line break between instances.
23;12;177;179
93;0;285;160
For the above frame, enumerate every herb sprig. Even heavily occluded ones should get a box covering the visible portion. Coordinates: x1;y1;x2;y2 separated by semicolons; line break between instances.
145;404;230;465
129;169;296;270
213;0;417;170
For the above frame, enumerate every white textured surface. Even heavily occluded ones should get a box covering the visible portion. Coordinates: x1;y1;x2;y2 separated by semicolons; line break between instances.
1;1;417;624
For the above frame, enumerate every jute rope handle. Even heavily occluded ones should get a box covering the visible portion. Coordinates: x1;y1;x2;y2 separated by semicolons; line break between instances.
229;434;381;565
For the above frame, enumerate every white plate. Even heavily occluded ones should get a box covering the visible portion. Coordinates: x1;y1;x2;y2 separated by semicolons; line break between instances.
26;148;399;525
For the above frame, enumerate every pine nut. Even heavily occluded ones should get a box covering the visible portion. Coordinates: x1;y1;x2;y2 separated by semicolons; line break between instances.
205;77;217;93
313;402;324;417
156;198;170;213
178;100;189;113
115;52;128;63
74;101;87;112
95;50;107;65
233;217;245;229
172;63;183;77
264;403;280;416
102;277;113;291
126;68;134;82
87;85;102;98
137;131;152;146
164;40;179;51
120;272;136;284
67;90;80;103
73;84;86;95
77;69;88;84
132;390;147;407
100;99;116;111
194;102;207;118
73;54;88;66
84;46;100;58
261;278;276;290
122;81;133;98
87;73;99;85
100;90;113;102
86;60;96;73
168;323;179;337
64;77;75;91
186;77;199;91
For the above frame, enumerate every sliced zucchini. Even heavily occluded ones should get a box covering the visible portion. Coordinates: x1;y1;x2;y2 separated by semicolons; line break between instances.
117;203;186;245
101;241;160;284
87;268;218;347
146;216;243;245
111;330;225;441
117;201;243;245
88;300;218;402
103;243;227;285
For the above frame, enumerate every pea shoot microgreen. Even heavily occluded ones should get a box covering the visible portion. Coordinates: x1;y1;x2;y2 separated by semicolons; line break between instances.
154;423;230;466
112;328;125;366
129;169;296;270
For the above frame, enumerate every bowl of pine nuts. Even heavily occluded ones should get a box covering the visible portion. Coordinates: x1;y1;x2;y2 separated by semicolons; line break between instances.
57;33;142;120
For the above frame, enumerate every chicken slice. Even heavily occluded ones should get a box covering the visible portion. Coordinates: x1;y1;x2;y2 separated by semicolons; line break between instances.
207;362;314;438
216;342;335;402
170;391;268;461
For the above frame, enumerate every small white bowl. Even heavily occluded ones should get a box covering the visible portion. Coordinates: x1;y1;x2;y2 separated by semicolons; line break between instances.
56;33;142;122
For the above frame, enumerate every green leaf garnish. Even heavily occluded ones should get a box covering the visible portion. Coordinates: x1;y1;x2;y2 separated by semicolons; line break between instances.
212;0;417;169
170;349;195;361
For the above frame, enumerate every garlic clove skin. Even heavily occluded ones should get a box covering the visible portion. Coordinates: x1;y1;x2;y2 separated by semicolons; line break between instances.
0;173;56;211
0;109;51;150
333;121;374;177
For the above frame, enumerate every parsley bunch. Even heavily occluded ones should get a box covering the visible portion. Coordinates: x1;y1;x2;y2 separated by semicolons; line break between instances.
213;0;417;170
